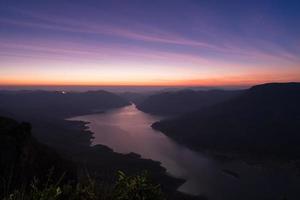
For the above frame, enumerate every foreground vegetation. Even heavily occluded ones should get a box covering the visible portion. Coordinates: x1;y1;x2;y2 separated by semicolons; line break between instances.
2;171;165;200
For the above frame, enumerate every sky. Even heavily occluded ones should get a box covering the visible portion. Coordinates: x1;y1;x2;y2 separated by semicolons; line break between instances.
0;0;300;87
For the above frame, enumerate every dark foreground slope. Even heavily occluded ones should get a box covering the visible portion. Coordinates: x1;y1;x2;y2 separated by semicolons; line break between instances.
0;116;75;195
137;89;241;116
153;83;300;159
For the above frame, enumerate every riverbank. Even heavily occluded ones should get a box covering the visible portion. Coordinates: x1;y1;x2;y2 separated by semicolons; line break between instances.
153;120;300;170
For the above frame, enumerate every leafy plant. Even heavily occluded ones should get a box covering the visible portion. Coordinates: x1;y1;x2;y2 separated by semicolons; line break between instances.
113;171;165;200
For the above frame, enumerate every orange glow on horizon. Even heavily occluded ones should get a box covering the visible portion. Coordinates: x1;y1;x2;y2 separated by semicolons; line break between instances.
1;71;300;88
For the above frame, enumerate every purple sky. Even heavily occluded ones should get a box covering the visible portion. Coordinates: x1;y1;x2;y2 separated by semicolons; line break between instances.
0;0;300;86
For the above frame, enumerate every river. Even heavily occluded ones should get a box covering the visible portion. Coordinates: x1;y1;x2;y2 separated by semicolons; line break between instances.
70;104;300;200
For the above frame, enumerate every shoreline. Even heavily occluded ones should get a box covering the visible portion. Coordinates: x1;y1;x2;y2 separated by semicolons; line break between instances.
63;112;198;199
152;121;300;175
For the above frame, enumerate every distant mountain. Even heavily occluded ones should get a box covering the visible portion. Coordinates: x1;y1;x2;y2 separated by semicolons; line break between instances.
0;90;130;119
118;92;150;104
152;83;300;159
137;89;242;116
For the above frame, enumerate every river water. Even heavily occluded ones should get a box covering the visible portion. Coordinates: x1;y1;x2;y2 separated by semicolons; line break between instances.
70;104;300;200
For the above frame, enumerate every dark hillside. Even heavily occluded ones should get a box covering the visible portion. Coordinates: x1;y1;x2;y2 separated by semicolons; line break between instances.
153;83;300;159
0;116;75;195
137;89;242;116
0;90;130;120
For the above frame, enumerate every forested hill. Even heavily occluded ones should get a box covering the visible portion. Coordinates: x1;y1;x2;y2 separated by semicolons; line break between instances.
153;82;300;159
137;89;242;116
0;90;130;120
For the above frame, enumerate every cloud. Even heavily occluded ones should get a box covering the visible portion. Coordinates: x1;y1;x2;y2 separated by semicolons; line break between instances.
0;8;224;51
1;7;299;76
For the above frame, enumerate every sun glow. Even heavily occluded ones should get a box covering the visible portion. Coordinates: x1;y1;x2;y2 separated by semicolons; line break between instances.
1;1;300;87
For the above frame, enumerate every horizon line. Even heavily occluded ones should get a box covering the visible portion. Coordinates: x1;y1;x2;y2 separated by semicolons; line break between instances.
1;82;297;88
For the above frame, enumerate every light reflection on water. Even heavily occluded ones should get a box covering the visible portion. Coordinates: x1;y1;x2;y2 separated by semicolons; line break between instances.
70;104;300;200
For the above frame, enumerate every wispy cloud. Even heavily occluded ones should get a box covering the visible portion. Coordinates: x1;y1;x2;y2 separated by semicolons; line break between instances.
0;39;213;66
1;14;299;66
0;8;224;51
